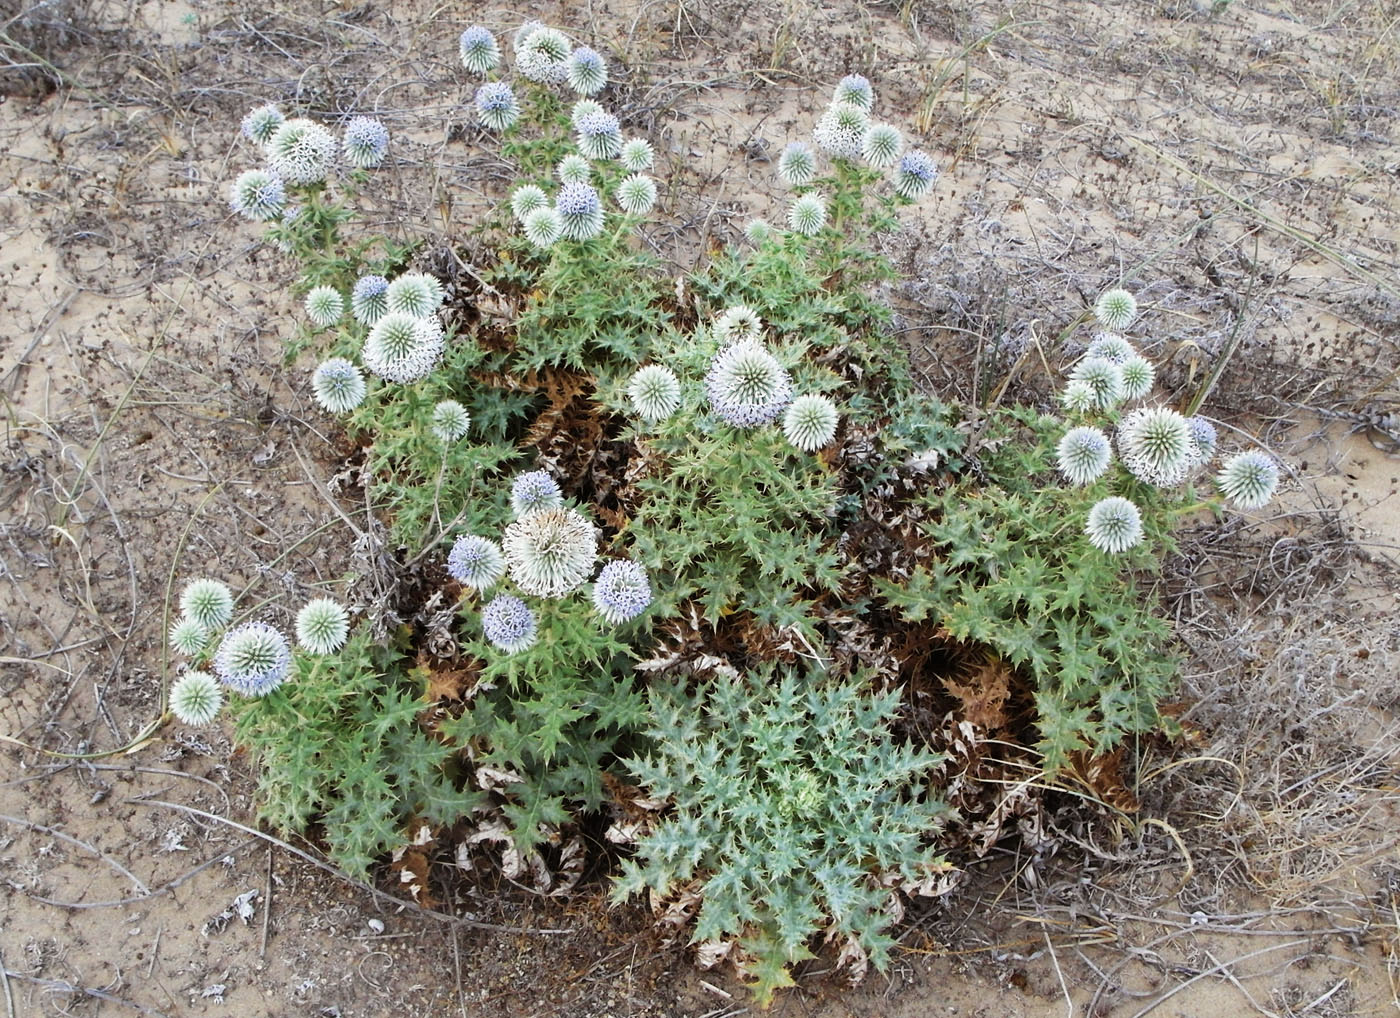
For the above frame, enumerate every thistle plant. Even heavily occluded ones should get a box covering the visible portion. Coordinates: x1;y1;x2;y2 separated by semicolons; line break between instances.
510;470;563;517
170;670;223;726
310;358;366;413
169;617;210;657
363;312;444;382
1085;495;1145;553
241;103;284;144
214;621;292;696
1056;425;1112;485
430;399;472;442
615;174;657;216
778;141;818;186
476;82;521;130
705;342;793;427
590;559;652;625
267;118;336;184
501;507;598;597
446;535;506;592
1216;450;1280;508
458;25;500;73
304;285;344;328
481;593;539;653
619;138;654;172
295;599;350;655
781;394;840;451
229;169;286;221
1094;287;1138;330
566;47;607;95
180;578;234;630
341;116;389;169
627;364;681;422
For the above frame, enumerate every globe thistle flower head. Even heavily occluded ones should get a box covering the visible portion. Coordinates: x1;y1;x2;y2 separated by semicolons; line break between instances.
570;99;603;129
1094;288;1138;331
1060;380;1097;415
620;138;654;172
459;26;501;73
615;174;657;216
241;104;284;145
743;219;773;245
311;358;366;413
514;20;547;49
1216;450;1279;509
213;621;292;696
1069;357;1125;411
1056;426;1112;485
523;206;564;248
705;342;793;428
567;46;607;95
833;74;875;111
341;116;389;169
510;470;563;517
386;272;444;318
510;184;549;221
787;192;827;235
1118;354;1155;402
782;394;840;451
557;153;592;185
169;616;210;657
502;507;599;598
1085;332;1135;364
481;594;537;654
627;364;682;422
431;399;471;442
475;81;520;130
180;578;234;630
350;274;389;325
778;141;818;186
267;118;336;185
591;560;652;625
304;286;344;328
363;313;445;383
229;169;286;221
170;670;223;726
862;123;902;167
446;535;506;593
714;305;763;344
516;25;571;84
1186;416;1218;466
555;182;605;241
295;598;350;655
1085;496;1144;554
893;150;938;200
575;109;622;160
1118;406;1192;487
813;101;870;159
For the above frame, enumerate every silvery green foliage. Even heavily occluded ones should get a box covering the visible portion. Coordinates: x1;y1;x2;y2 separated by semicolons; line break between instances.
351;275;389;325
615;174;657;215
861;123;902;167
169;617;210;657
1085;496;1144;553
342;116;389;169
458;26;500;74
170;670;223;725
705;342;793;427
782;394;840;451
446;535;506;592
566;46;607;95
777;141;817;186
614;669;946;1005
1216;450;1279;509
362;313;445;383
475;82;520;130
430;399;471;442
229;169;286;221
180;578;234;630
1056;426;1112;485
1094;287;1138;331
590;560;652;624
628;364;682;422
515;24;571;84
1117;406;1192;487
295;598;350;655
267;118;336;185
1069;357;1125;411
304;286;344;328
241;103;284;145
502;507;598;597
892;150;938;200
787;192;827;235
481;593;538;653
311;358;366;413
214;621;292;696
619;138;654;172
813;101;869;159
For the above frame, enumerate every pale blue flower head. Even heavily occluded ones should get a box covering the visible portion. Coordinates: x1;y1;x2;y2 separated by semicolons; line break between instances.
341;116;388;169
214;621;292;696
567;46;607;95
446;535;506;593
570;99;603;129
523;206;564;248
459;26;501;74
1094;288;1138;331
295;598;349;655
510;470;563;517
1186;417;1217;466
893;150;938;200
862;123;902;167
170;670;223;726
311;358;366;414
304;286;344;328
1085;332;1135;364
386;272;444;317
1118;354;1155;402
575;109;622;159
705;342;793;427
169;616;210;657
833;74;874;111
229;169;286;221
267;118;336;185
1069;357;1125;411
714;305;762;344
516;25;571;84
627;364;681;422
778;141;817;186
180;578;234;630
1216;450;1279;509
813;102;869;159
615;174;657;216
351;274;390;325
1060;380;1097;415
481;594;537;654
1086;496;1144;554
782;394;840;451
556;182;605;240
557;153;592;185
591;560;651;625
431;399;471;442
475;81;520;130
502;507;598;597
787;192;827;235
620;138;654;172
1118;406;1192;487
363;313;444;383
1056;426;1112;485
241;104;284;145
511;184;550;221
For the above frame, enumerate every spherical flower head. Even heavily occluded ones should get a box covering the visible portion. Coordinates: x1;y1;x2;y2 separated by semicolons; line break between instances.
363;313;445;383
706;342;793;428
1085;496;1144;554
446;535;506;593
591;560;651;625
481;594;538;654
516;25;571;84
510;470;563;517
570;99;603;129
180;578;234;630
459;26;501;74
575;109;622;160
615;174;657;216
169;670;223;726
714;305;763;344
1118;354;1155;402
1094;288;1138;331
229;168;285;222
523;206;564;248
304;286;344;329
1118;406;1192;487
267;118;336;185
350;274;389;325
1069;357;1125;411
628;364;682;422
295;598;350;655
1056;426;1112;485
1216;450;1279;509
510;184;549;222
386;272;444;318
241;103;284;145
213;621;292;696
1186;416;1218;466
813;102;870;160
862;123;902;168
1060;380;1097;415
893;150;938;200
557;153;592;185
514;20;548;49
169;616;210;657
556;182;605;241
1085;331;1135;364
787;192;827;235
341;116;388;169
567;46;607;95
311;357;366;413
743;219;772;245
431;399;471;442
502;507;599;598
620;138;654;172
833;73;875;112
782;394;840;451
475;81;520;130
778;141;817;186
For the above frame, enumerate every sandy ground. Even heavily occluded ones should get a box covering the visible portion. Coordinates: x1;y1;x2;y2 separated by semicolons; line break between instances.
1;0;1398;1015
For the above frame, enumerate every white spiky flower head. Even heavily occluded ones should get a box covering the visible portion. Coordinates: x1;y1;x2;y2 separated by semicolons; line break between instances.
1118;406;1192;487
813;102;870;159
615;174;657;215
351;275;389;325
566;46;607;95
295;598;349;655
386;272;444;318
714;305;763;344
1216;450;1279;509
782;394;840;451
1119;354;1155;402
1094;288;1138;331
1056;426;1112;485
862;123;902;167
169;616;210;657
180;578;234;630
893;150;938;200
557;153;592;185
475;81;520;130
1085;332;1135;364
510;470;563;517
503;507;598;598
627;364;681;422
241;104;284;145
575;109;622;160
1185;417;1218;466
833;74;875;111
229;169;286;221
170;670;223;726
481;593;537;654
311;358;366;413
363;313;445;383
778;141;818;186
1069;357;1125;411
1060;381;1098;415
511;184;549;221
267;118;336;185
459;26;500;74
516;25;571;84
744;219;772;245
304;286;344;328
1085;496;1144;554
787;192;827;235
341;116;388;169
570;99;603;129
620;138;654;172
556;182;604;241
591;560;651;625
213;621;292;696
431;399;471;442
706;342;793;428
523;206;564;248
446;535;506;593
